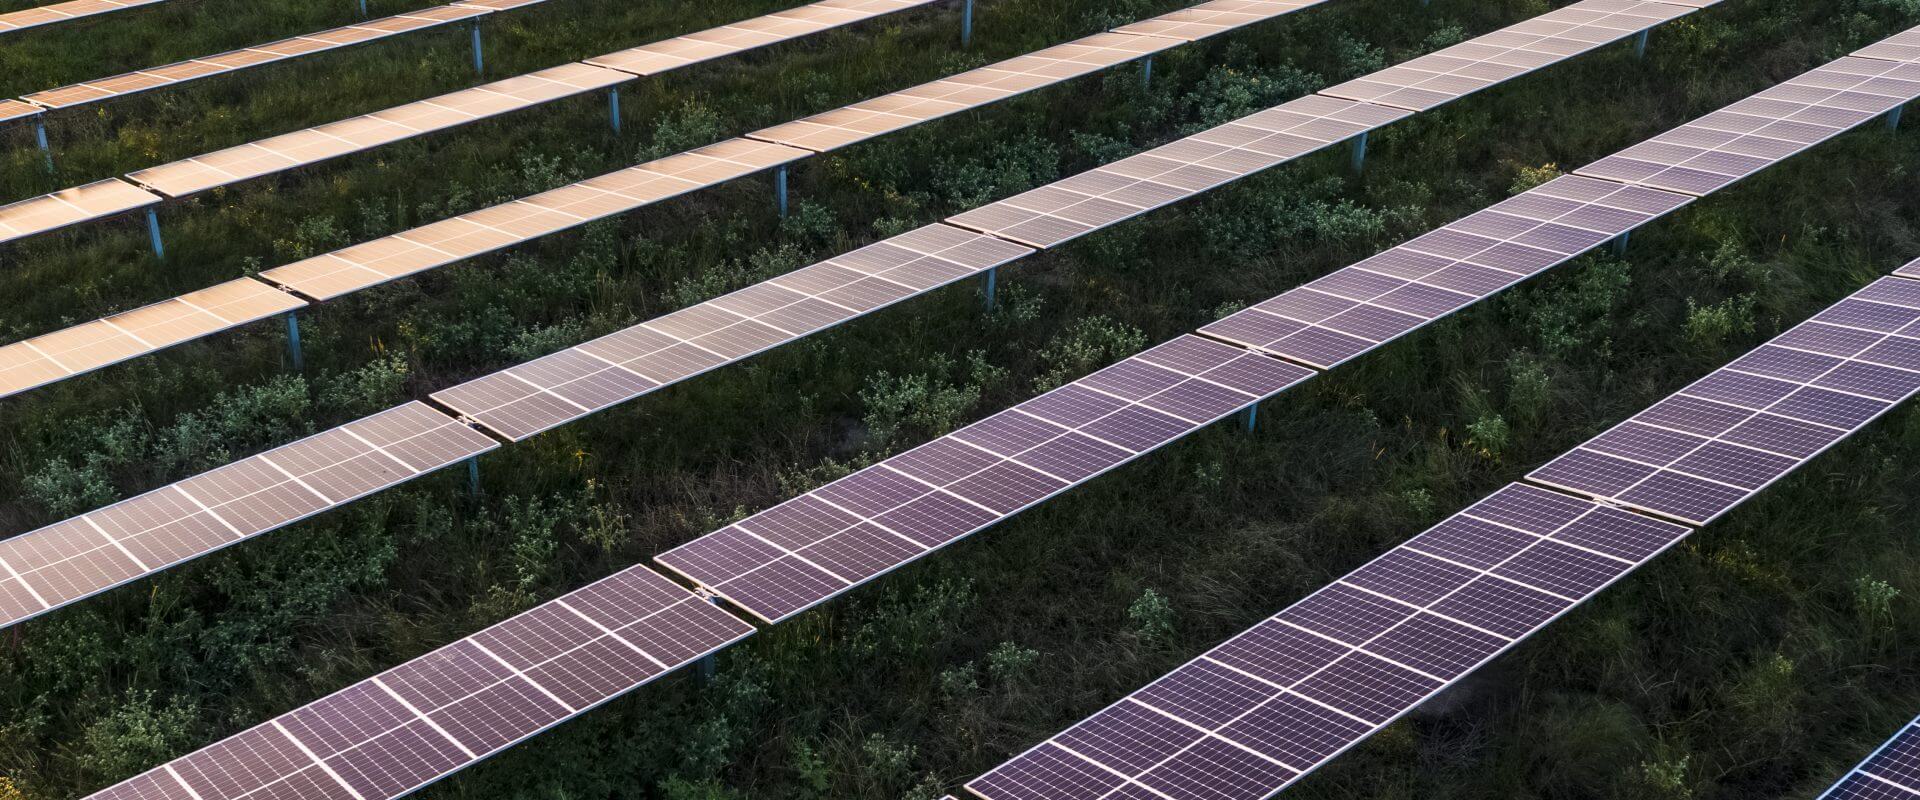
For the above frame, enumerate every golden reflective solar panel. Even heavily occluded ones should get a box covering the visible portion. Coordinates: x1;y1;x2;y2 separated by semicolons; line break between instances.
0;0;161;34
587;0;940;75
0;179;159;244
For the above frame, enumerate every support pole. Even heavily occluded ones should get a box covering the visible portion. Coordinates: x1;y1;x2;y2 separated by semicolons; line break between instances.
1141;56;1153;87
774;165;789;218
358;0;367;15
982;267;997;312
696;596;722;679
145;208;165;260
1633;29;1649;60
467;458;481;497
1612;231;1631;257
608;87;621;134
1890;104;1905;133
33;118;52;172
1350;131;1369;173
284;311;305;372
960;0;973;49
1242;403;1258;432
470;23;484;75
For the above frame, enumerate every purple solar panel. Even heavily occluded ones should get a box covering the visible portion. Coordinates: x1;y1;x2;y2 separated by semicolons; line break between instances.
1815;716;1920;799
967;485;1689;799
657;336;1313;623
84;565;752;800
1199;176;1692;368
1529;276;1920;524
0;402;498;632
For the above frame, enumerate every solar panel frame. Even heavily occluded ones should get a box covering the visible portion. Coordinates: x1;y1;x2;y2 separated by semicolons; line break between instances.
0;0;162;35
0;277;305;400
1528;276;1920;525
585;0;941;76
0;178;162;246
81;564;753;800
1321;0;1716;111
431;223;1033;441
1815;716;1920;799
655;336;1314;624
19;3;497;111
1199;176;1694;369
1112;0;1329;42
0;402;497;630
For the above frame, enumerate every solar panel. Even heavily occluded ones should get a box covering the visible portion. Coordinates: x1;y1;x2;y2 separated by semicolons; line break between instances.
1113;0;1328;42
0;178;160;246
128;62;633;198
1818;716;1920;799
19;4;494;110
586;0;941;76
0;278;304;400
947;96;1409;248
81;564;752;800
1199;175;1692;368
0;99;42;126
967;484;1687;800
0;0;161;35
1898;257;1920;280
968;268;1920;800
258;138;808;300
747;31;1184;153
1320;0;1717;111
1576;55;1920;195
656;335;1314;623
1852;26;1920;63
1529;276;1920;524
0;402;496;629
431;223;1032;441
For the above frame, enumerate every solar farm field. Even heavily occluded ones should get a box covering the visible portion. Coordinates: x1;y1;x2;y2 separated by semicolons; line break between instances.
1;0;1918;798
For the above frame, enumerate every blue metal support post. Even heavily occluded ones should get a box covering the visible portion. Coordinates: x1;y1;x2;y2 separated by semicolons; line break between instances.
145;208;165;260
1633;30;1649;60
960;0;973;48
1350;131;1369;173
1141;56;1153;86
982;267;997;311
1612;231;1631;257
358;0;368;15
470;23;484;75
608;87;621;133
774;165;789;218
1242;403;1258;432
467;458;481;496
697;596;722;679
33;118;52;172
285;311;304;372
1890;104;1905;133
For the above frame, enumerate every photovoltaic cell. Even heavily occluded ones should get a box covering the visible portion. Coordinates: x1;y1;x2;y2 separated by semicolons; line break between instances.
1529;276;1920;524
968;486;1688;800
0;0;159;35
749;31;1185;153
21;3;500;110
657;336;1313;623
1322;0;1715;111
586;0;941;76
0;402;496;630
431;224;1032;440
0;278;305;399
84;565;752;800
260;138;809;300
1200;175;1693;368
1814;716;1920;799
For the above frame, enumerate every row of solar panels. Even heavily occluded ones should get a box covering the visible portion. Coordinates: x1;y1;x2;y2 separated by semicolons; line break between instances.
76;17;1920;800
0;0;159;36
60;3;1904;794
0;0;1347;400
0;0;1711;414
1820;711;1920;799
0;0;948;247
0;0;1724;633
0;0;555;128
